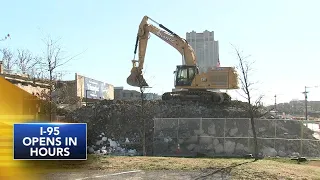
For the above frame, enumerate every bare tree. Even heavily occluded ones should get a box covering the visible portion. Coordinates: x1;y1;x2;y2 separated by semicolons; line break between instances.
0;48;15;72
39;36;81;121
232;44;263;161
16;49;40;74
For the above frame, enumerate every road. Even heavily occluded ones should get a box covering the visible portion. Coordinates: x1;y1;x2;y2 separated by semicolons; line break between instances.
43;170;232;180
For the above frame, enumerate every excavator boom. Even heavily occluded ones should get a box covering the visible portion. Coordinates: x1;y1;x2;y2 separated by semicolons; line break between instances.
127;16;196;88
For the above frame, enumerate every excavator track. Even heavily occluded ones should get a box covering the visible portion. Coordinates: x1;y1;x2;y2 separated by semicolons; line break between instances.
162;90;231;104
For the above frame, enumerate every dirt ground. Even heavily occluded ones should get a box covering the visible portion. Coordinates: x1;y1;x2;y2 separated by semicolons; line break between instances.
44;170;231;180
29;156;320;180
309;160;320;167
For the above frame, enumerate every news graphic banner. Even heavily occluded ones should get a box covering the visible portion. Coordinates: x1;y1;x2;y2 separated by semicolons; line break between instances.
13;123;87;160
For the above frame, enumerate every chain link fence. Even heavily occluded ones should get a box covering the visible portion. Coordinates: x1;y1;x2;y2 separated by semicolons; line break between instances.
153;118;320;158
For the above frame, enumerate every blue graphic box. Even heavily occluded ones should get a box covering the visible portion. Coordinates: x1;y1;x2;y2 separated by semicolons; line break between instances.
13;123;87;160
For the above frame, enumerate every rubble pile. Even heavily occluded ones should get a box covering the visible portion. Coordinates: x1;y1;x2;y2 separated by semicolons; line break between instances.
87;132;138;156
66;100;320;157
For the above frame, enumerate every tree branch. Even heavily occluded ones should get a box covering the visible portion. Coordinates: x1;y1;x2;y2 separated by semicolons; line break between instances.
0;34;10;41
0;48;15;72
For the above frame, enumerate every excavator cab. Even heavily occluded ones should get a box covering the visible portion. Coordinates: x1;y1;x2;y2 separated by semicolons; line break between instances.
174;65;197;86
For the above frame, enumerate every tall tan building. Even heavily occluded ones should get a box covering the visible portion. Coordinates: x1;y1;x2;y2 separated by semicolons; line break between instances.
186;30;219;73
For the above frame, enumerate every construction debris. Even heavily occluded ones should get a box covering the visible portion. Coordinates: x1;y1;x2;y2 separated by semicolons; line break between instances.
87;132;138;156
66;100;320;157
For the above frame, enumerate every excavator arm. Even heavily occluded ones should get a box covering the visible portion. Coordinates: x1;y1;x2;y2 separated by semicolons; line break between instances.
127;16;197;87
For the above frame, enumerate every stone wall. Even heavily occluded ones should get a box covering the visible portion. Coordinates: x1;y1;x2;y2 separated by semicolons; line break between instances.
153;118;320;157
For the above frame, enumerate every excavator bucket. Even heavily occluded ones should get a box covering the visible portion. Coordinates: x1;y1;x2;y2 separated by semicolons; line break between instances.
127;71;149;87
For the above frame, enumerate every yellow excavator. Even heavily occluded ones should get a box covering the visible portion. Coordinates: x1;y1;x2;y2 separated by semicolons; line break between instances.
127;16;239;104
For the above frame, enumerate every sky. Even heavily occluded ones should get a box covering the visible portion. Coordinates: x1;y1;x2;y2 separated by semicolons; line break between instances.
1;0;320;105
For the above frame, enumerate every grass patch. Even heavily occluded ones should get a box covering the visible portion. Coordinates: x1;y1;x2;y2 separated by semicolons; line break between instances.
31;155;320;179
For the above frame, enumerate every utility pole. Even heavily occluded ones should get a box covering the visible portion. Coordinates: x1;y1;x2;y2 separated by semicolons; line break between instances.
302;86;309;121
274;94;283;117
300;86;308;156
302;85;319;119
300;85;319;155
274;94;277;116
140;85;151;156
140;86;146;156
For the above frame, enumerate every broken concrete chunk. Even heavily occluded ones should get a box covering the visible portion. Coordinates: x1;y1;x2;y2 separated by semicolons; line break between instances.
224;141;236;154
208;124;216;135
194;129;204;135
199;134;212;144
213;138;219;146
235;143;245;152
262;147;277;157
258;127;266;132
215;143;224;154
187;144;197;151
229;128;238;136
